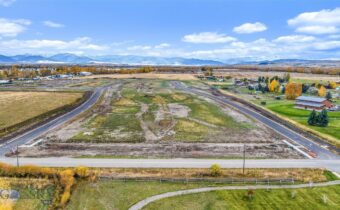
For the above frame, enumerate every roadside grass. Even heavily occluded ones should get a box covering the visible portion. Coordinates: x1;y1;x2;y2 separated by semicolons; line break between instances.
323;171;340;181
144;185;340;210
92;168;328;182
66;180;225;210
0;91;83;130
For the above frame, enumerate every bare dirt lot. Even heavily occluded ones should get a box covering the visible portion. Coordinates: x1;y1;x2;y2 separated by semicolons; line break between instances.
18;79;303;159
81;73;198;81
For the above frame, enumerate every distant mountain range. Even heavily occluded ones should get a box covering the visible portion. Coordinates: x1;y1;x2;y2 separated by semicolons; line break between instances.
0;53;224;66
0;54;339;66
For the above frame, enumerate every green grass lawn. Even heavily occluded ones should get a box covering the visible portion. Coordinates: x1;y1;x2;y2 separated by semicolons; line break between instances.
66;180;224;210
144;185;340;210
259;99;340;140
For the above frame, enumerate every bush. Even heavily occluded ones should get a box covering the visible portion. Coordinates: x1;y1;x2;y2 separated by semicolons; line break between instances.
210;164;222;177
75;166;89;178
275;96;281;100
261;101;266;105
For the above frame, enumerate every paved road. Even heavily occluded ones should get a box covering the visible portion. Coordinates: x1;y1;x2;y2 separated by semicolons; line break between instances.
171;81;339;160
0;86;106;156
1;158;339;172
129;180;340;210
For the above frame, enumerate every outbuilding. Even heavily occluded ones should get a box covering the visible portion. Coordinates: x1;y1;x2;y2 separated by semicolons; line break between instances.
295;96;334;110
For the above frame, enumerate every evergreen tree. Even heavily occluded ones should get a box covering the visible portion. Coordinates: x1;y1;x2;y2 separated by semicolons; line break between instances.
318;109;329;127
326;92;332;101
308;110;317;126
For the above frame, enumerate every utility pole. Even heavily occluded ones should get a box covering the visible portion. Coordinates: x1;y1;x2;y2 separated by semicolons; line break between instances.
16;145;19;167
243;144;246;175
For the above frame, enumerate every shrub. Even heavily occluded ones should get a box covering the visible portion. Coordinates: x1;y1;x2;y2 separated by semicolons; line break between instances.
75;166;90;178
210;164;222;177
261;101;266;105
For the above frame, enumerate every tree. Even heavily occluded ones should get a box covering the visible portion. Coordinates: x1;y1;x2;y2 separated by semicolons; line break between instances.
283;73;291;82
201;67;213;76
210;164;222;177
318;86;326;97
318;109;329;127
326;92;332;101
308;110;317;126
268;79;279;92
302;84;310;93
285;82;302;100
328;81;336;89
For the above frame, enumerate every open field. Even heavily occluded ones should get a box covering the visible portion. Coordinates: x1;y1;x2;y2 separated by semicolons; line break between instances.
0;91;83;135
0;177;55;210
144;185;340;210
81;73;198;81
18;79;302;159
214;70;340;82
66;180;224;210
66;168;337;210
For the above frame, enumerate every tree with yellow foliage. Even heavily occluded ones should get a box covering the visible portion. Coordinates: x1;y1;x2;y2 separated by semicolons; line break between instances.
318;85;326;97
285;82;302;100
328;82;336;89
269;79;280;92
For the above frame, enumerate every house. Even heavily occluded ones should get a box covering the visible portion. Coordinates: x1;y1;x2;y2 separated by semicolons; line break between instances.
295;96;334;110
0;80;11;85
79;71;93;76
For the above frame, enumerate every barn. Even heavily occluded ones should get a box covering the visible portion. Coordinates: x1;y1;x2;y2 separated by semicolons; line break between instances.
295;96;334;111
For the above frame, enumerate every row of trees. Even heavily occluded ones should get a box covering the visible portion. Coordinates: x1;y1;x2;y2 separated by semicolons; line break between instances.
308;110;329;127
0;65;155;79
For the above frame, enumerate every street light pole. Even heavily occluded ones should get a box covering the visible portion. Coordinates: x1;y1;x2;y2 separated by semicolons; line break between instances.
243;144;246;175
16;145;19;167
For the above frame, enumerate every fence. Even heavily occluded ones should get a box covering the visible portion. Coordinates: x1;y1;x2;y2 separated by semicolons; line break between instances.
99;176;296;185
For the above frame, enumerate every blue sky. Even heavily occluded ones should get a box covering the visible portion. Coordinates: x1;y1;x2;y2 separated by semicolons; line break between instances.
0;0;340;61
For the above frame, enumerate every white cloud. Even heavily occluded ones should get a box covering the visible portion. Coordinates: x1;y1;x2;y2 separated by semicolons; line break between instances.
295;25;338;34
0;37;107;54
182;32;236;43
0;18;31;37
0;0;15;7
274;35;315;43
155;43;170;49
43;20;64;28
233;22;267;34
288;8;340;34
127;45;152;51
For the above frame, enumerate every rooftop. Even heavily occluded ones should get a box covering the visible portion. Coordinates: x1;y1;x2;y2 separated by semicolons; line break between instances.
296;96;326;103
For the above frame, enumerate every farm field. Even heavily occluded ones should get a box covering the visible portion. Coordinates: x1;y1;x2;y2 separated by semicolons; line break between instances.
0;91;83;132
81;73;198;81
144;185;340;210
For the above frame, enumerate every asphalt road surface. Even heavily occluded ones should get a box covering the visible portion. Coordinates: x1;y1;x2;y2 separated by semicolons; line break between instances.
1;157;339;172
0;86;106;156
171;81;339;160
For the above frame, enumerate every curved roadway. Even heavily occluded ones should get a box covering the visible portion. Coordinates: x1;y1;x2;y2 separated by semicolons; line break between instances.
0;86;106;156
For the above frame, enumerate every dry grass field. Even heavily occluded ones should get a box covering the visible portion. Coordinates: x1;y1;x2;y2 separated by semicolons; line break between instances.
82;73;198;80
0;91;83;130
